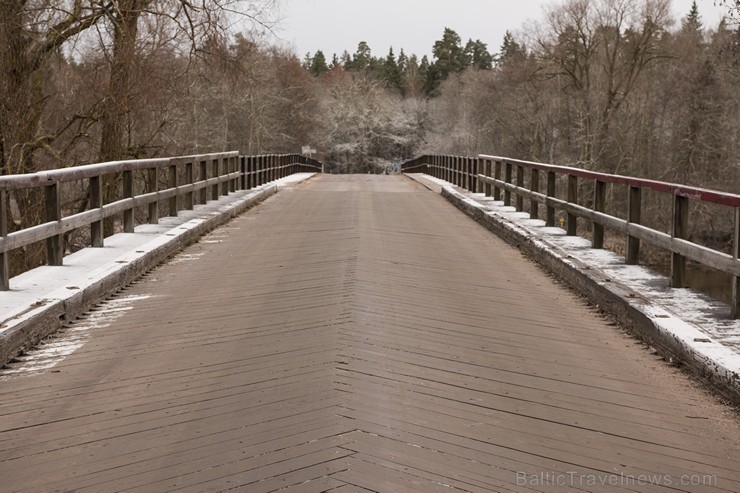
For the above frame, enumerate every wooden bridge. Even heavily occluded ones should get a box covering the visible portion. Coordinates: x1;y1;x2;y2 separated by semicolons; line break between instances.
0;155;739;492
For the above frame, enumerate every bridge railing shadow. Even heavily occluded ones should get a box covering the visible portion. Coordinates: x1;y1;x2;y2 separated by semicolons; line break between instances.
0;153;322;290
401;154;740;319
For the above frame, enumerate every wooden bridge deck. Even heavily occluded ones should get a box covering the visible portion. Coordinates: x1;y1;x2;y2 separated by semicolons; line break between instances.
1;175;738;492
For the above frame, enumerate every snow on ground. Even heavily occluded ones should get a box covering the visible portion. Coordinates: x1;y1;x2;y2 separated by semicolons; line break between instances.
0;294;152;378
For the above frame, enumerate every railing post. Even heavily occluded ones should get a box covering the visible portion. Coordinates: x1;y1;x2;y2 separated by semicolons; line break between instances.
221;157;229;196
626;186;642;265
567;175;577;235
493;160;502;201
231;156;238;192
460;157;465;189
185;161;194;210
90;175;104;245
250;156;256;186
546;171;556;227
460;156;466;189
169;161;179;216
0;189;8;290
504;161;512;207
240;156;246;190
147;168;159;224
123;169;135;233
593;180;606;249
475;157;483;193
211;158;219;200
732;207;739;319
199;160;208;204
670;195;689;286
45;182;63;266
465;157;471;190
515;165;524;212
530;169;539;219
484;159;492;197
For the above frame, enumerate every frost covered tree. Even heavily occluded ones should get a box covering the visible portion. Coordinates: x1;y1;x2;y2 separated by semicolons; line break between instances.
319;71;426;173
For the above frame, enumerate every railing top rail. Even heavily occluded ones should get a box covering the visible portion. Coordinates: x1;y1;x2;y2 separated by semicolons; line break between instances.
0;151;240;191
478;154;740;207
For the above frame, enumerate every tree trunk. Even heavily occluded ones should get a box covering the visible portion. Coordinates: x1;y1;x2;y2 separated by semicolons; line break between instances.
100;1;146;163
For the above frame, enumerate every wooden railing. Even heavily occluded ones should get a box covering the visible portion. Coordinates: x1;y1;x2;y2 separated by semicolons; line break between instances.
0;152;322;290
401;154;740;318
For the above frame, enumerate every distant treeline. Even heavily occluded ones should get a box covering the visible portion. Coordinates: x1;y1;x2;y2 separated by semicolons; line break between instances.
0;0;737;275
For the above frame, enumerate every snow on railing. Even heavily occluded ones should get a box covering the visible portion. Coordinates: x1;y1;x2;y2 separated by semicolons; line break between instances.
0;153;322;290
401;154;740;318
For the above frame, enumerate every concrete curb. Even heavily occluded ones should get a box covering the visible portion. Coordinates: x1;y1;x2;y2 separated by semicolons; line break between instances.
436;185;740;404
0;185;279;368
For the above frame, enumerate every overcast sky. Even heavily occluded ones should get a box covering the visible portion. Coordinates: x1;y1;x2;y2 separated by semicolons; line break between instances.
274;0;730;60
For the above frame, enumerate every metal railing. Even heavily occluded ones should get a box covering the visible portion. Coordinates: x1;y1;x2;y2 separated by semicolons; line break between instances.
0;152;322;290
401;154;740;318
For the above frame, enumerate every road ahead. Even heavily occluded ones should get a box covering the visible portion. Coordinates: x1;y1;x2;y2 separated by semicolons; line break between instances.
1;175;738;492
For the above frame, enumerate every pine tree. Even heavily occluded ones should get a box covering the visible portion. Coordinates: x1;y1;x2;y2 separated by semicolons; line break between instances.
432;28;467;76
329;53;340;70
683;0;703;32
397;49;408;73
465;39;493;70
351;41;373;71
383;47;403;91
496;31;527;67
308;50;329;77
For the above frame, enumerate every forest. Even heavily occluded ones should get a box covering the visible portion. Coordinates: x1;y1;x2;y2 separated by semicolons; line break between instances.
0;0;738;275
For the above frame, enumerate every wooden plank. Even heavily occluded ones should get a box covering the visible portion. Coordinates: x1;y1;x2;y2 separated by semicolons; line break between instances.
593;180;605;249
671;195;689;287
478;154;740;207
123;169;135;233
1;176;738;493
734;207;740;318
44;182;63;266
567;174;577;235
0;189;7;290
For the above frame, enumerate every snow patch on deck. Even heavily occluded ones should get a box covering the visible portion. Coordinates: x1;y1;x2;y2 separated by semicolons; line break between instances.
1;294;151;378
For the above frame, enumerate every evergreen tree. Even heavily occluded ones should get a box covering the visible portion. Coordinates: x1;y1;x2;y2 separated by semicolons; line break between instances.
383;47;403;91
308;50;329;77
350;41;373;71
683;0;703;32
496;31;527;67
465;39;493;70
432;28;467;76
329;53;340;70
397;49;408;72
